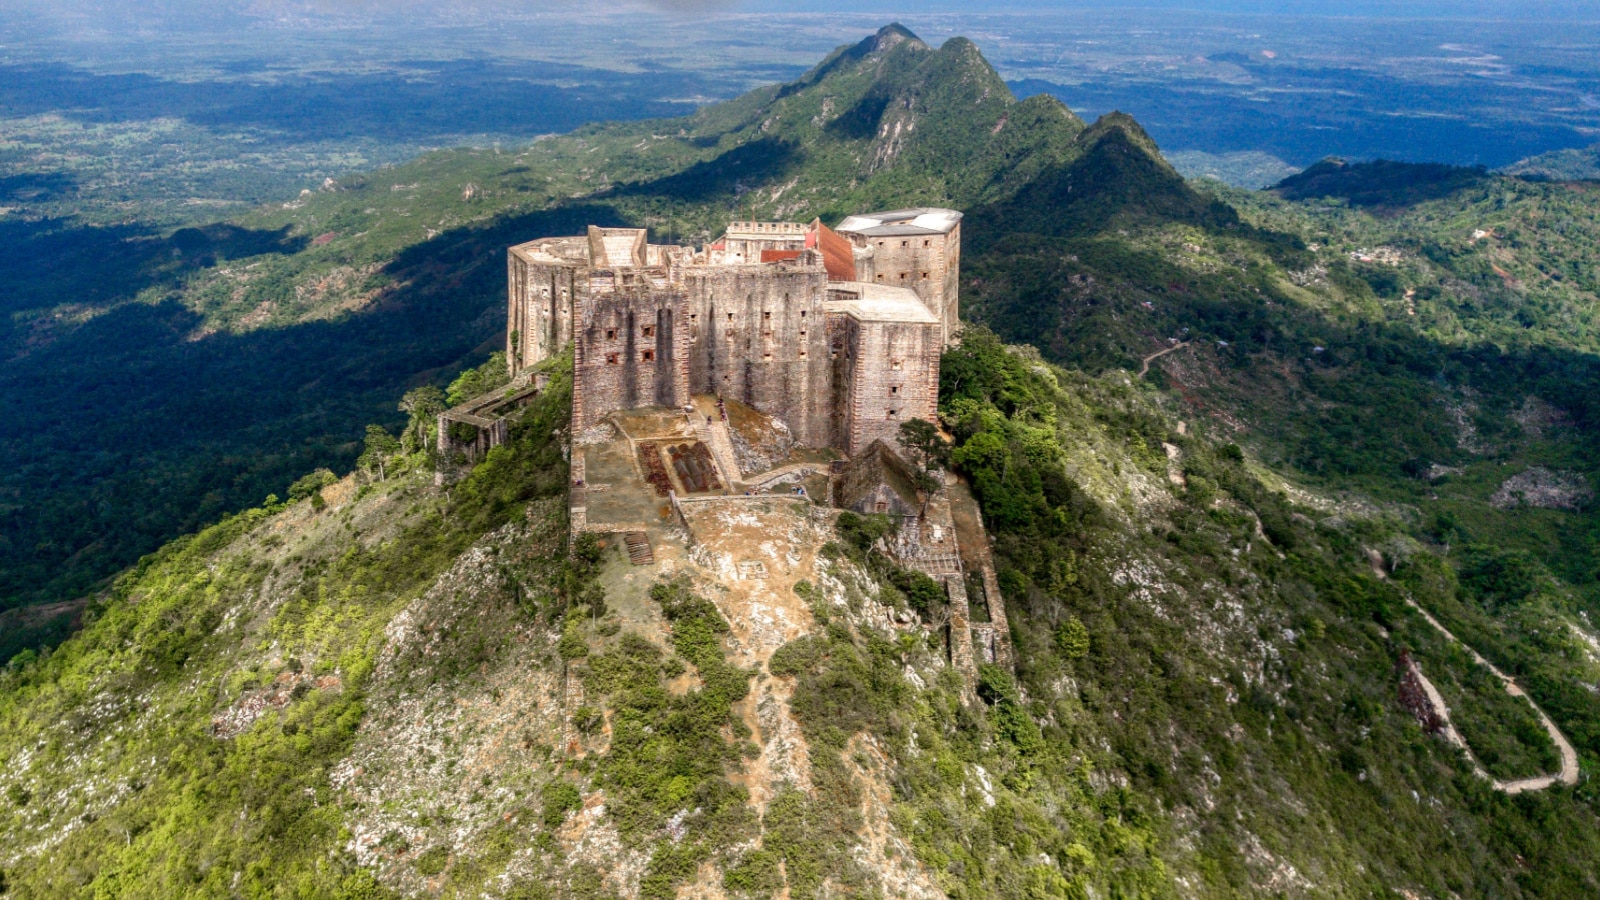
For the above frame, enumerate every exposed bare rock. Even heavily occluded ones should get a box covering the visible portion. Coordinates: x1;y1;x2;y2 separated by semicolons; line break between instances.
1490;467;1592;511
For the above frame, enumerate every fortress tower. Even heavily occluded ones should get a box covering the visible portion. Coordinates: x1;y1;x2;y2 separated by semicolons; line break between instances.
506;208;961;457
834;208;962;347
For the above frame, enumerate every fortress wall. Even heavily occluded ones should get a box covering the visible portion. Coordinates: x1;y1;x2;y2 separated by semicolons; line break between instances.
508;255;579;374
841;316;940;455
827;313;860;453
572;280;690;433
684;265;831;446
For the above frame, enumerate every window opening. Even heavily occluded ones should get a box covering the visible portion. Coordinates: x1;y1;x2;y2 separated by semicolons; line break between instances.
642;349;655;362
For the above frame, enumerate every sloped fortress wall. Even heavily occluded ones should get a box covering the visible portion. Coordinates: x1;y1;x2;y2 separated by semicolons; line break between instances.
826;284;941;455
507;237;585;371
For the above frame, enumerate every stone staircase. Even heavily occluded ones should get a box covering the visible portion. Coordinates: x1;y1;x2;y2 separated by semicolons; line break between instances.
691;412;744;490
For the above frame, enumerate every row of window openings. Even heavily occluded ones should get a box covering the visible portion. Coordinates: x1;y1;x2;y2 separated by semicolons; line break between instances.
874;271;930;283
605;350;657;364
604;325;655;340
601;345;908;376
877;240;935;249
603;310;809;342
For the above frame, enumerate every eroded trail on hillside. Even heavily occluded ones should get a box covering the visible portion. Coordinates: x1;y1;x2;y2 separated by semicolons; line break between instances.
1401;595;1580;793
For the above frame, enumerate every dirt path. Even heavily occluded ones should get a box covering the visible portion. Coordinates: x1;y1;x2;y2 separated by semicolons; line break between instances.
1373;552;1581;792
1401;595;1580;793
1138;341;1190;378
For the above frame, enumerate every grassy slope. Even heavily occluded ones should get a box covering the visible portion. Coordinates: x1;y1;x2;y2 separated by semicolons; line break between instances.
961;125;1600;888
932;332;1600;895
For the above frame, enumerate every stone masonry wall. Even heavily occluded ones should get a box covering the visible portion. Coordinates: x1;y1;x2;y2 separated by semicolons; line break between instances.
851;225;960;345
839;316;940;455
508;255;578;375
571;275;690;433
684;264;832;447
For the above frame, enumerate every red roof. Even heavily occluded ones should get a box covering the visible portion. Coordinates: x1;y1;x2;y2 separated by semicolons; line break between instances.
761;249;804;263
810;219;855;281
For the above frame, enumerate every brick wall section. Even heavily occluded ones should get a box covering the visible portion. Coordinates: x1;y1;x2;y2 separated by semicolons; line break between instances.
722;221;807;264
571;272;690;433
684;263;832;447
838;316;940;455
849;224;960;345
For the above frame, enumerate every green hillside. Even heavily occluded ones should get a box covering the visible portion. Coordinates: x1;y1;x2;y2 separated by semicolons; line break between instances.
4;24;1600;899
1503;144;1600;182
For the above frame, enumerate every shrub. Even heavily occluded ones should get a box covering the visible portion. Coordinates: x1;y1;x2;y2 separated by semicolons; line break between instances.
413;846;449;877
287;469;337;504
1055;618;1090;659
541;781;583;829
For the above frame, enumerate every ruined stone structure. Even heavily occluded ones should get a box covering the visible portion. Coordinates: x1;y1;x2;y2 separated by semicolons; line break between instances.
507;210;961;456
513;209;1021;700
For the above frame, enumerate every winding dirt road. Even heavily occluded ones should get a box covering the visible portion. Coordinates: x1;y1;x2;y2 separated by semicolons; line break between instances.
1400;595;1580;793
1137;341;1190;378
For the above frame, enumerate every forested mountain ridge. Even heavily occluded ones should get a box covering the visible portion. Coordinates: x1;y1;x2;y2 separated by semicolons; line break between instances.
4;24;1600;899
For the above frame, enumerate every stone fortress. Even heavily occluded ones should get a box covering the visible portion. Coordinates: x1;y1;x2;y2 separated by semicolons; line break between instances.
505;207;962;456
442;206;1011;701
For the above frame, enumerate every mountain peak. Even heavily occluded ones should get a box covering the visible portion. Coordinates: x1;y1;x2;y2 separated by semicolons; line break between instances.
869;22;925;52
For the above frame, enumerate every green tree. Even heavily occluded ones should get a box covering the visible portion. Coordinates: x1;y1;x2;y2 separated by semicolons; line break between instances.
399;386;446;454
357;424;402;480
898;417;950;494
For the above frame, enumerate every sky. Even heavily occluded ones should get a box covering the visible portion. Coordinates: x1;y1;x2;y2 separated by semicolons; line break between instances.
6;0;1598;27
